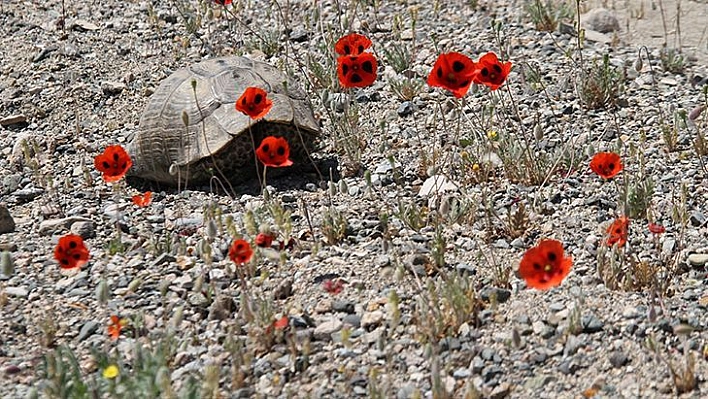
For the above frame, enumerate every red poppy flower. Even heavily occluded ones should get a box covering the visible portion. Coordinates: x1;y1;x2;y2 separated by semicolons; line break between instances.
132;191;152;207
256;136;293;167
337;53;377;88
606;217;630;247
323;279;344;295
94;145;132;183
472;52;512;91
214;0;232;5
518;239;573;290
255;232;275;248
229;239;254;265
273;316;289;330
235;87;273;119
648;222;665;235
427;52;477;98
54;234;89;271
107;315;126;340
335;33;372;56
589;152;623;179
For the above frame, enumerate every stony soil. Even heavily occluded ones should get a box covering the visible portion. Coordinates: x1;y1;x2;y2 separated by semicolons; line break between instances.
1;1;707;398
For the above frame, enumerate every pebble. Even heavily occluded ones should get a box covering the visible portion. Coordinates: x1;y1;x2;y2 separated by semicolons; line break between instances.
78;320;100;341
313;319;342;341
687;253;708;267
361;310;384;330
609;351;628;368
5;286;28;298
0;205;15;234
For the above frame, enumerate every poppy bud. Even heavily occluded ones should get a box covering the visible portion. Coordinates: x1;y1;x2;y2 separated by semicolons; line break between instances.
534;124;543;141
172;305;184;328
689;105;705;121
169;163;179;176
181;110;190;126
206;219;218;239
1;251;13;277
633;56;643;72
338;179;348;194
96;277;109;305
255;233;274;248
128;278;142;293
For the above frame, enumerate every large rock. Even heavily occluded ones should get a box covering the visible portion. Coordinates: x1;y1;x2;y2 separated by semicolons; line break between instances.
0;205;15;234
582;8;620;33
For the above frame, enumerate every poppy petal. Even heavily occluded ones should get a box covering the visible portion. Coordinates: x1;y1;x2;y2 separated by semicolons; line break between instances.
256;136;293;167
335;33;372;56
235;87;273;119
229;239;254;265
518;239;572;290
94;145;132;183
427;52;476;98
337;54;378;88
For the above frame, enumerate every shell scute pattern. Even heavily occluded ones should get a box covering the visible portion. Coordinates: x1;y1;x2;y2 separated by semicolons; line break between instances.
128;57;319;186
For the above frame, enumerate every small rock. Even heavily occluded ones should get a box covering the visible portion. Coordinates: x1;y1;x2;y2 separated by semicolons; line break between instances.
78;320;100;341
152;253;176;267
687;253;708;267
397;101;417;117
39;217;92;235
101;81;127;95
14;187;44;202
4;364;21;375
289;28;309;42
0;114;27;127
332;300;355;314
453;368;471;379
419;175;458;197
582;315;604;333
480;287;511;303
489;382;511;399
70;220;96;239
0;205;15;234
609;350;628;368
689;212;706;227
404;253;430;277
5;286;28;298
342;314;361;328
582;8;620;33
313;319;342;341
361;310;384;330
273;277;293;300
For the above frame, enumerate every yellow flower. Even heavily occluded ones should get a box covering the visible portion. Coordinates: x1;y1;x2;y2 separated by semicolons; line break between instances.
472;163;480;171
102;364;119;379
487;130;498;140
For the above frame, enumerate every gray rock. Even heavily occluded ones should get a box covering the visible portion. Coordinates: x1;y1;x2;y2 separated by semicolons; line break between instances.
289;28;309;42
342;314;361;328
687;253;708;267
582;8;620;33
313;319;342;341
332;300;355;313
453;367;471;379
0;205;15;234
78;320;100;341
273;277;293;300
70;220;95;239
609;350;628;368
397;101;417;116
582;315;604;333
39;217;92;236
690;212;706;226
5;286;28;298
14;187;44;202
361;310;384;330
480;287;511;303
101;80;127;95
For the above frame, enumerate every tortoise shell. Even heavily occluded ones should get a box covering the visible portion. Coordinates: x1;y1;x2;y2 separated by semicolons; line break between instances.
127;57;320;186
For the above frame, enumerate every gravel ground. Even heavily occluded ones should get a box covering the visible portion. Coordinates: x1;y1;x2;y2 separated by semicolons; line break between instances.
1;1;707;398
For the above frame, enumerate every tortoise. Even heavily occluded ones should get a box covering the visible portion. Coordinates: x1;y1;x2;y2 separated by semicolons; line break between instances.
127;57;320;186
